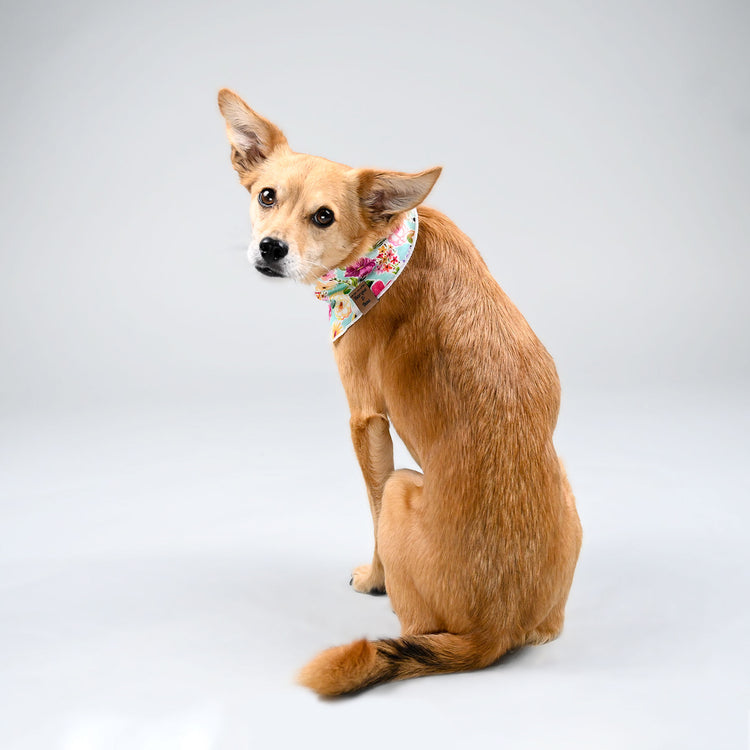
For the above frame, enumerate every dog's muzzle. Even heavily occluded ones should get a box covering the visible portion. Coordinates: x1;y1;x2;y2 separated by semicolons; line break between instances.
253;236;288;278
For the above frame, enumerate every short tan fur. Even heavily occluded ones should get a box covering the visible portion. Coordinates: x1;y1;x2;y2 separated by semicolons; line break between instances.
218;89;582;696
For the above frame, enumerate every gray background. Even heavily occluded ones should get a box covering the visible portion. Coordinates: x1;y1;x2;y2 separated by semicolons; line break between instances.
1;1;748;748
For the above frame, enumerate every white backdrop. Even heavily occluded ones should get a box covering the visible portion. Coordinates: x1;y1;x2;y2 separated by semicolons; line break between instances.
1;0;748;409
1;1;748;748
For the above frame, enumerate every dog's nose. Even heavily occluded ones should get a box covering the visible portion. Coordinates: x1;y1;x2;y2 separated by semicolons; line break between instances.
259;236;289;262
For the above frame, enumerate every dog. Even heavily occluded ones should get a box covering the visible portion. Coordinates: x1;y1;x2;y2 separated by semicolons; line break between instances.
218;88;582;696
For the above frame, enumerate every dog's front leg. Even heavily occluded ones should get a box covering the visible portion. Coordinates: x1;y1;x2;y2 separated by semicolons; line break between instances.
349;412;394;594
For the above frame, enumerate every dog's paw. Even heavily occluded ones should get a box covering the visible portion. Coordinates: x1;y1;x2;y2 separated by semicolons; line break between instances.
350;564;386;595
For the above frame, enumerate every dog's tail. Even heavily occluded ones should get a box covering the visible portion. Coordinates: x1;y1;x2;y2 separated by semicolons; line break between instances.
297;632;498;696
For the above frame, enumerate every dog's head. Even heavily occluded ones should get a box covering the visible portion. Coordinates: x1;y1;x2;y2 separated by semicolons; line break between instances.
218;89;441;283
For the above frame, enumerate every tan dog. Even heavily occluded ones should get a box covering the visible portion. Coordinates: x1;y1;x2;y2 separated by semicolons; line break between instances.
218;89;582;696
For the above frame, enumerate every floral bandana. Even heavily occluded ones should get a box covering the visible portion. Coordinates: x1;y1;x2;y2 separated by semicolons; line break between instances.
314;208;418;341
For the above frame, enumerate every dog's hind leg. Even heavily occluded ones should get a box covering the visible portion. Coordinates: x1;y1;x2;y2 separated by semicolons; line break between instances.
525;462;582;646
523;600;566;645
377;469;448;634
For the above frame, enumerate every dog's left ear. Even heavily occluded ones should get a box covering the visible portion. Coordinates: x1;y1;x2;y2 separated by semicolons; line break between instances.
358;167;442;223
218;88;288;184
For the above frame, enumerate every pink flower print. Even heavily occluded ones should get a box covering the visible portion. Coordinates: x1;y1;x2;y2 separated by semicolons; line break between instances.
320;269;336;281
344;257;377;278
371;280;385;296
376;246;399;273
389;224;407;246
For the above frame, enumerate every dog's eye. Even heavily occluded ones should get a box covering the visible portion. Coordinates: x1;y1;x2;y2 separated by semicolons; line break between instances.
312;207;335;227
258;188;276;207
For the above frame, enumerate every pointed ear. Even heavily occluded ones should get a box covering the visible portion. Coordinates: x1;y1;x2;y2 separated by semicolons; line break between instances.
217;88;288;182
358;167;442;223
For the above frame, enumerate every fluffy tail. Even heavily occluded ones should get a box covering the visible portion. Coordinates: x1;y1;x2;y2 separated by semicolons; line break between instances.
297;633;493;697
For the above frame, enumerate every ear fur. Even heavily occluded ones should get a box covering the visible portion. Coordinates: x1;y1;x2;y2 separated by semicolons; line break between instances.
358;167;442;223
217;88;288;182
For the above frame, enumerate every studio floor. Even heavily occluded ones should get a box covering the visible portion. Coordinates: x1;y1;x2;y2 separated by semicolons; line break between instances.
1;380;748;749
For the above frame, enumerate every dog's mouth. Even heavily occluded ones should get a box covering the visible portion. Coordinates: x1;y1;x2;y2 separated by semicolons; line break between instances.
255;263;285;278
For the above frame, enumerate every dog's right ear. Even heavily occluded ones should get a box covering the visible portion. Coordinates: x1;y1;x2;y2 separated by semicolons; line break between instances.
217;89;288;184
357;167;442;225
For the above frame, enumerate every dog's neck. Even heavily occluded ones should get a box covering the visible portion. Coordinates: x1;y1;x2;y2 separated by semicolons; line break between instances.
314;209;418;342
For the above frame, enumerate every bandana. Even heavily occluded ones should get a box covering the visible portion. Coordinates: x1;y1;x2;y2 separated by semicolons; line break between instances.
314;208;418;341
